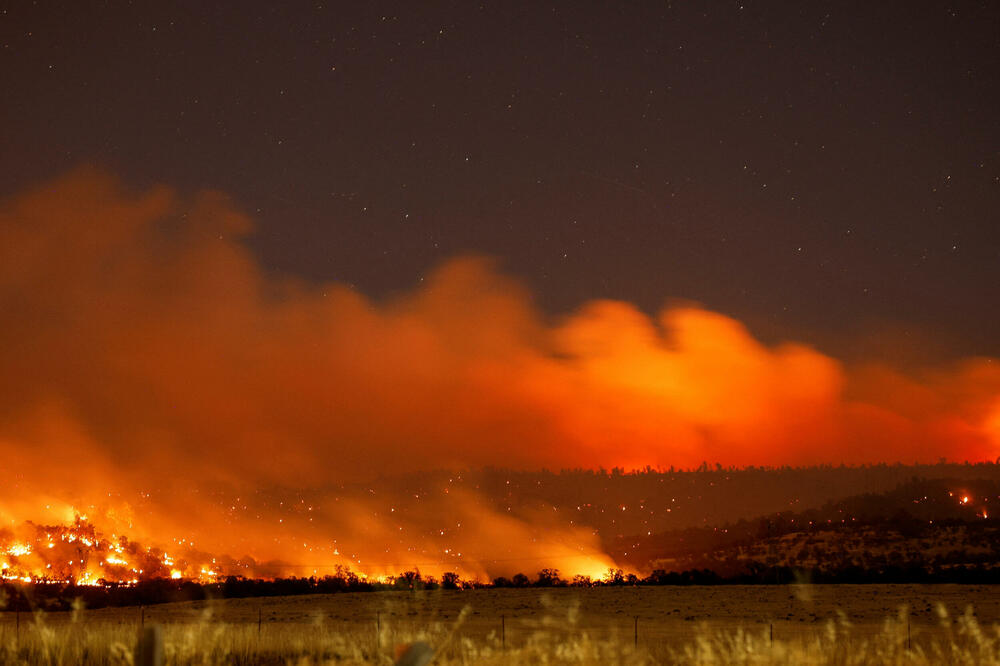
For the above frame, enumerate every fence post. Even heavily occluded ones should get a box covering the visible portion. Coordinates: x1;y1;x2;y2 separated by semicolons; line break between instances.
501;614;505;650
769;623;773;647
394;641;434;666
907;619;910;651
634;616;638;647
135;624;164;666
140;605;145;627
258;606;262;635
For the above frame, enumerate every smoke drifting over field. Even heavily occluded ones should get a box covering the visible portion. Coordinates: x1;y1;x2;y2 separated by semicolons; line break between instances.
1;169;999;580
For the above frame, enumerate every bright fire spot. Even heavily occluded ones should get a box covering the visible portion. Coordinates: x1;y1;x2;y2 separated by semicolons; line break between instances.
7;543;32;557
170;570;182;579
962;496;970;504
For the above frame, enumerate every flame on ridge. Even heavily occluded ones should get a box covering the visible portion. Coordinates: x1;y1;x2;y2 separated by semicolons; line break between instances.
0;517;225;586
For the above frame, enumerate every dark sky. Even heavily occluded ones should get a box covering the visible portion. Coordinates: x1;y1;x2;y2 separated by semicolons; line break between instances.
2;1;998;362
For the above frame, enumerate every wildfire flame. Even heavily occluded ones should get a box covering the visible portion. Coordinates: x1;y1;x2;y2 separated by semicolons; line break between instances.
0;170;998;588
0;510;620;586
0;517;226;586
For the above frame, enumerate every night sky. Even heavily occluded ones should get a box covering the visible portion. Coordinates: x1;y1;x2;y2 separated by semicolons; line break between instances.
3;1;998;362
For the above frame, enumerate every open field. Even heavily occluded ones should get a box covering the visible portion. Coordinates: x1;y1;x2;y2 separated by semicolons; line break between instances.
3;584;1000;664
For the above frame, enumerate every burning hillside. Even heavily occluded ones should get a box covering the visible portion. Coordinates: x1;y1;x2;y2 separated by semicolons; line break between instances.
1;171;999;583
0;517;238;586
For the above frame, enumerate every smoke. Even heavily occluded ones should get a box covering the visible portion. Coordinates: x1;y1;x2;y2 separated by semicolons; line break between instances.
0;168;998;579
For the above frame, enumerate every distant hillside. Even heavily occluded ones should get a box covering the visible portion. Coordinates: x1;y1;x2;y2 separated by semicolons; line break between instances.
185;462;1000;580
613;477;1000;577
334;461;1000;537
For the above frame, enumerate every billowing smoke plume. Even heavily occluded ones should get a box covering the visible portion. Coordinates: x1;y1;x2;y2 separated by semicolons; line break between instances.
1;169;998;579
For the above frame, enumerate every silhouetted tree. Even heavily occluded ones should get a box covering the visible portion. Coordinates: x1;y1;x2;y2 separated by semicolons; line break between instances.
603;568;625;585
535;568;564;587
441;572;461;590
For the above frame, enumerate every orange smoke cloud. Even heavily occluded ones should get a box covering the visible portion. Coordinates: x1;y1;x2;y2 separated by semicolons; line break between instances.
0;168;998;578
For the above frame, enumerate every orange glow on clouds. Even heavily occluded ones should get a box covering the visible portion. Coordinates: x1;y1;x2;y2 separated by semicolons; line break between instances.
0;168;998;580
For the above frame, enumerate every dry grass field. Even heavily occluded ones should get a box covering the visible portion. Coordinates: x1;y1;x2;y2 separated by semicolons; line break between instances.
2;584;1000;664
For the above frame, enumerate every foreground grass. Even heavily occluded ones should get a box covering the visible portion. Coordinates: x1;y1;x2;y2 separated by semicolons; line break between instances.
1;601;1000;665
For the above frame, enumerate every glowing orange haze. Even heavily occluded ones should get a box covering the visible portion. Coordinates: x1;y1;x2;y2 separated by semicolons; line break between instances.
0;169;998;582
